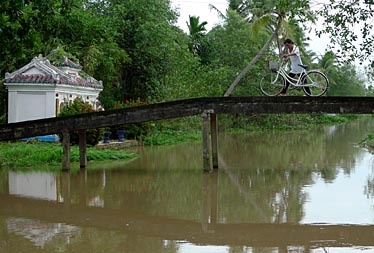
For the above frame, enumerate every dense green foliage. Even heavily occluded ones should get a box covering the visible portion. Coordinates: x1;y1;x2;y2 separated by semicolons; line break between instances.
0;0;372;138
59;97;103;146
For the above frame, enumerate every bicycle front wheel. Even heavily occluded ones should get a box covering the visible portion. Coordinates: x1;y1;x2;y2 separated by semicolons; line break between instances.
259;73;285;96
302;71;329;97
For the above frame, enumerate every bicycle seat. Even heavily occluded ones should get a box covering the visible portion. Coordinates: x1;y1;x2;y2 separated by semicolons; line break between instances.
298;64;308;69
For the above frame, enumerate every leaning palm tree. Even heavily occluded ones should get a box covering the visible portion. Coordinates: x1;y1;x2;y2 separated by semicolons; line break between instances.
222;0;315;96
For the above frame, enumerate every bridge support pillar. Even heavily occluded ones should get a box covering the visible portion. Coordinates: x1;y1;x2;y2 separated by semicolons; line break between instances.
202;112;210;172
62;131;70;171
202;111;219;172
210;113;218;169
78;130;87;168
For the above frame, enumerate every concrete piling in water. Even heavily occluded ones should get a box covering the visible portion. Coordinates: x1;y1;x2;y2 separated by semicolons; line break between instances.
62;132;70;171
202;110;219;172
202;112;211;172
78;130;87;168
210;113;218;169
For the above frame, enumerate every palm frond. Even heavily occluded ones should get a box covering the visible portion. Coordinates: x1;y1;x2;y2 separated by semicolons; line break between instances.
208;4;227;20
251;14;274;34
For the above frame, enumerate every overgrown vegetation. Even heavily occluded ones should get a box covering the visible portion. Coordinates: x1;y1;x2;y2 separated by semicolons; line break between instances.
360;134;374;151
58;97;103;146
221;114;355;131
359;117;374;153
142;114;357;146
143;128;200;145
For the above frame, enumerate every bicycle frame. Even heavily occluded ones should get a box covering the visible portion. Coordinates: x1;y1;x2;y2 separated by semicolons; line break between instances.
261;59;329;96
272;60;308;88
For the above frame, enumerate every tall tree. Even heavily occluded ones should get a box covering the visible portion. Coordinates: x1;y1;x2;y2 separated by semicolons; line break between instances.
186;15;208;55
328;64;366;96
104;0;180;104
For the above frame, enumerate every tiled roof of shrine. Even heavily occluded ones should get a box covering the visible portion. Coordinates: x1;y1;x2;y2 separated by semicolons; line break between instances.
4;56;103;89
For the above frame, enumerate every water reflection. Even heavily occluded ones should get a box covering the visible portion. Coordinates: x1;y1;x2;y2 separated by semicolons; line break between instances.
7;217;79;248
8;172;58;201
1;118;374;252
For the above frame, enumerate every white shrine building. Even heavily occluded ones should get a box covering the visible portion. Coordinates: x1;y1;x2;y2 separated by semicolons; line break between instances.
4;55;103;124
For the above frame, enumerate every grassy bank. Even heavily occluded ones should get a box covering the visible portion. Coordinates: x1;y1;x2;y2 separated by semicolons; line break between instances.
143;114;358;145
223;114;356;131
0;141;137;170
144;129;200;145
116;114;360;146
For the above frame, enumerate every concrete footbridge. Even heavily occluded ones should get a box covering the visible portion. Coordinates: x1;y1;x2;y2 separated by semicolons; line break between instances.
1;96;374;170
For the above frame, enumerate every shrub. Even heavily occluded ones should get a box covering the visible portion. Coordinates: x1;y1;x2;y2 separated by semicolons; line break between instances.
0;115;5;124
59;98;103;146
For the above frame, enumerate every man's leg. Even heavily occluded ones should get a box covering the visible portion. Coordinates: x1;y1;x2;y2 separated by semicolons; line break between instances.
280;73;296;95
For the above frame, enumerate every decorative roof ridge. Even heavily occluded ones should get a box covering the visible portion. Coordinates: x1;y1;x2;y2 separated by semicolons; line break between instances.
4;53;103;89
44;48;82;70
5;73;57;84
5;56;60;80
59;56;82;70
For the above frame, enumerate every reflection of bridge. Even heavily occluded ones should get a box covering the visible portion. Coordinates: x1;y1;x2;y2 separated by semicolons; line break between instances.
2;96;374;170
3;196;374;248
2;172;374;249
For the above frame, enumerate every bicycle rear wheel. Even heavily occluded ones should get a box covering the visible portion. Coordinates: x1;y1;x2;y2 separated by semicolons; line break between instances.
302;71;329;97
259;73;285;96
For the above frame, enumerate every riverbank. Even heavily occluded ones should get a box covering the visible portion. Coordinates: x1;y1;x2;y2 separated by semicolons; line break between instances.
0;114;362;170
360;134;374;153
0;141;138;171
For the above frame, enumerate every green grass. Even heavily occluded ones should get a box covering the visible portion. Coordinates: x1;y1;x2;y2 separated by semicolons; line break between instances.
220;114;356;133
0;141;137;169
143;129;200;145
142;114;357;145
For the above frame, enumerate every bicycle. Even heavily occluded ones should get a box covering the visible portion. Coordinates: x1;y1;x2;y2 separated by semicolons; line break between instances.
259;60;329;96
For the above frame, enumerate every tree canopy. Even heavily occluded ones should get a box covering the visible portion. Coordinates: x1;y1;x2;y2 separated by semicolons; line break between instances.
315;0;374;63
0;0;372;120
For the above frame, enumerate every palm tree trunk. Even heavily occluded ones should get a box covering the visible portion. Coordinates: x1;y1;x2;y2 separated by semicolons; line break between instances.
224;17;283;97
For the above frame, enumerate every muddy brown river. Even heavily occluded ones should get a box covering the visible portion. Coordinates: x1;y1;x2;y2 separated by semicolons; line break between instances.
1;118;374;252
